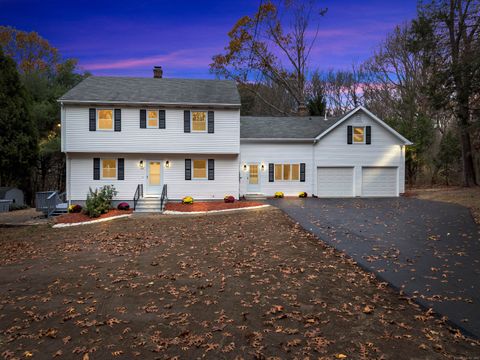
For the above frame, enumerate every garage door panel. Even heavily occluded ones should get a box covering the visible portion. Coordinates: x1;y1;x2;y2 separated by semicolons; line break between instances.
317;167;354;197
362;167;397;197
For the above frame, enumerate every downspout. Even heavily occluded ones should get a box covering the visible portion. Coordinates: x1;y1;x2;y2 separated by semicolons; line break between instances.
312;139;316;196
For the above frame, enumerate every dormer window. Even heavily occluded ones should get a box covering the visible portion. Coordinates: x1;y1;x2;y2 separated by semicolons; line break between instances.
353;127;365;143
192;111;207;132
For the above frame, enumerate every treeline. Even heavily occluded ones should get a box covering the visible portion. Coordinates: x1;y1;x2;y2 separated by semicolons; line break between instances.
211;0;480;187
0;26;89;203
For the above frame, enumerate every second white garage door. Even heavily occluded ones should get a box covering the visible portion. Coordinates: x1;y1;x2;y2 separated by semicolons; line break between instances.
317;167;354;197
362;167;398;197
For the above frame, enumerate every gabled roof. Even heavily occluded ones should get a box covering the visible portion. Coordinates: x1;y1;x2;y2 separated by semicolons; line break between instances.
241;106;412;145
240;115;343;140
59;76;241;107
314;106;412;145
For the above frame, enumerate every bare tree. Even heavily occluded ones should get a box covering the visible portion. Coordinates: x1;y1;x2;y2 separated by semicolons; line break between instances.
210;0;327;115
416;0;480;186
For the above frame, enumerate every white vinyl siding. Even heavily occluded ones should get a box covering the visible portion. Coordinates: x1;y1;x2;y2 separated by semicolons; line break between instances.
64;107;240;154
317;167;354;197
240;142;312;196
314;111;404;197
362;167;397;197
68;153;239;202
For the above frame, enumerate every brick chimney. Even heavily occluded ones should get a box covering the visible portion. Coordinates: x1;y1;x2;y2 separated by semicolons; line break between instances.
153;66;163;78
297;102;308;116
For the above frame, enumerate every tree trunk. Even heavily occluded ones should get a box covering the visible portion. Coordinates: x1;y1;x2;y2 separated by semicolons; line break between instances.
459;125;477;186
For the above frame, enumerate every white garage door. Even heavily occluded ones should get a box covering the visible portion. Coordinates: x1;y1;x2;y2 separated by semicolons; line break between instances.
362;167;397;197
317;167;354;197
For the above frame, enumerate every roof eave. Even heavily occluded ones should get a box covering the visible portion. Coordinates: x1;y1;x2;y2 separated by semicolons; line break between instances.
240;138;314;143
57;99;241;109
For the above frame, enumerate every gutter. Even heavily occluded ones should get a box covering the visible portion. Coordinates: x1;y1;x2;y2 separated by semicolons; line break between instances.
240;138;315;143
57;99;241;109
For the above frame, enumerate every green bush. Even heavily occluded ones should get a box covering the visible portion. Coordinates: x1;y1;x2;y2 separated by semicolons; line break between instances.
85;185;118;218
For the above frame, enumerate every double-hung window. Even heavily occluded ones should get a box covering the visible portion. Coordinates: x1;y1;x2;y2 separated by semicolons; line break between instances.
98;109;114;130
353;127;365;144
147;110;158;128
192;111;207;132
193;160;207;179
102;159;117;179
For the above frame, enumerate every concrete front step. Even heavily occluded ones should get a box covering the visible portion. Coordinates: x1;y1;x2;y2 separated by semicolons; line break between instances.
135;197;164;213
244;193;267;200
135;208;163;213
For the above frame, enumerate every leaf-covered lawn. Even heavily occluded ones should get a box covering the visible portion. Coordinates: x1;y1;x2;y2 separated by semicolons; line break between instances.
409;186;480;223
0;208;478;359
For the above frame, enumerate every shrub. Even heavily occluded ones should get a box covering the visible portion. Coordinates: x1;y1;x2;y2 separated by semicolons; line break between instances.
85;185;118;218
117;202;130;210
68;204;82;213
274;191;284;198
224;195;235;203
182;196;194;204
299;191;307;198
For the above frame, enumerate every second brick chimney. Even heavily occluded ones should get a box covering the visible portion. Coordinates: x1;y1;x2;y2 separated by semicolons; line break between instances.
153;66;163;78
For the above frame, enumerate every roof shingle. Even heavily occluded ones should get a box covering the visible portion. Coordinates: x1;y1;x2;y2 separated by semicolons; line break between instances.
240;115;342;139
59;76;241;106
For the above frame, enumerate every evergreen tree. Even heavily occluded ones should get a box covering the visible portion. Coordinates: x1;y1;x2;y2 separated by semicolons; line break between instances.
0;49;38;188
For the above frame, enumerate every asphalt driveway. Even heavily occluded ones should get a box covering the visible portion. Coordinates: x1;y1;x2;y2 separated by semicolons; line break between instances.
268;197;480;338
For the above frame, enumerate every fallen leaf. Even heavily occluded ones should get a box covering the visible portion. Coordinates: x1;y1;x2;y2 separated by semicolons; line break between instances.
363;305;373;314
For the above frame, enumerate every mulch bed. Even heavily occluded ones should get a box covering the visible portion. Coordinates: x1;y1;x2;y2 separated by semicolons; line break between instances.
165;200;264;212
55;209;133;224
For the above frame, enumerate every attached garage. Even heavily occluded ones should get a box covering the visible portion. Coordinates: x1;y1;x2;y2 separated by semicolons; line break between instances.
317;167;354;197
362;167;398;197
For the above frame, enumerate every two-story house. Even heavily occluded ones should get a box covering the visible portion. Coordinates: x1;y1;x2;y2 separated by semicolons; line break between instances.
60;73;241;210
59;69;411;209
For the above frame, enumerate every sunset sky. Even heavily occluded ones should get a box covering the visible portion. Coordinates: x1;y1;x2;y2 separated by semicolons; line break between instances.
1;0;418;78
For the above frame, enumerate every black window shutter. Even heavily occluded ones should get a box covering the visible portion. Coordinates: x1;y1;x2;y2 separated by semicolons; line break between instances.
159;110;166;129
140;110;146;128
269;163;274;182
185;159;192;180
366;126;371;144
89;108;96;131
300;163;306;182
117;158;124;180
93;158;100;180
114;109;121;131
208;111;214;133
208;159;215;180
184;110;191;133
347;126;353;144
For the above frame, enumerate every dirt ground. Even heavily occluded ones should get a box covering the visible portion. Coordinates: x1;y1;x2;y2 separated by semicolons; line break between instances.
0;208;47;226
0;208;478;359
408;186;480;223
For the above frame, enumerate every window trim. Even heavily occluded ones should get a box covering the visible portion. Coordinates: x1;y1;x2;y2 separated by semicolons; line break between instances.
192;159;208;180
97;109;114;131
274;163;302;182
101;158;117;180
147;110;159;129
353;126;366;144
190;110;208;133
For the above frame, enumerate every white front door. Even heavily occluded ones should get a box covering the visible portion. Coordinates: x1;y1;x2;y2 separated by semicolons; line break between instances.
146;161;162;196
247;163;260;192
